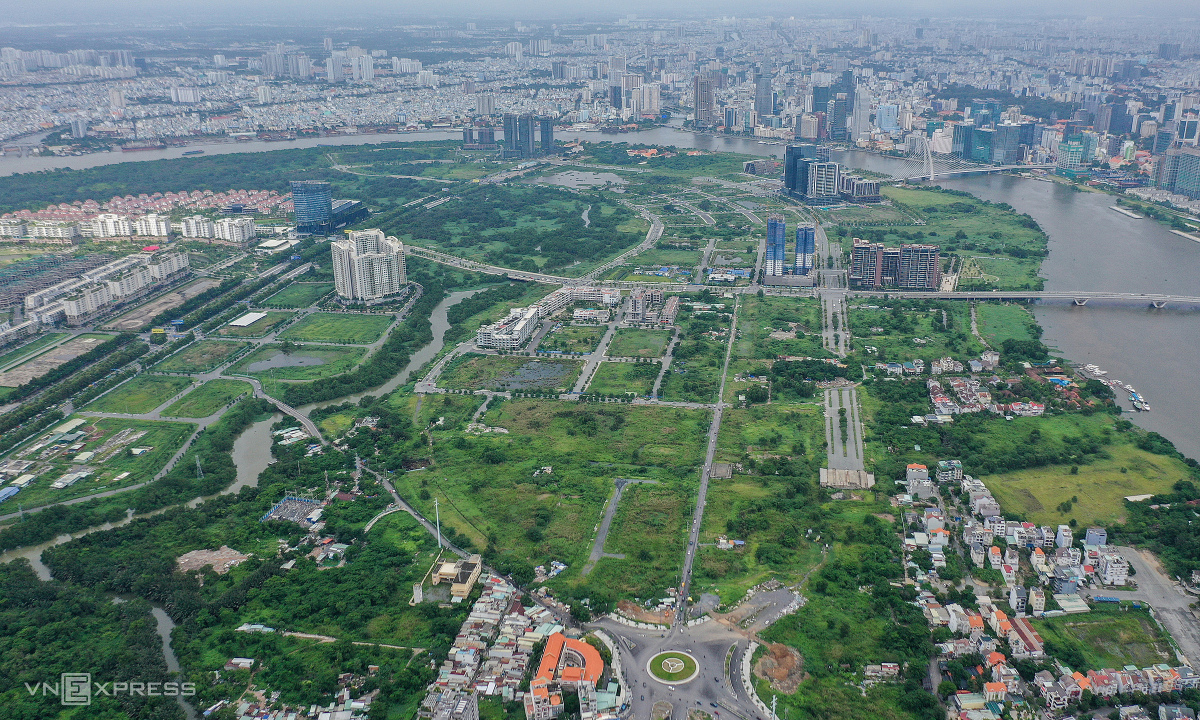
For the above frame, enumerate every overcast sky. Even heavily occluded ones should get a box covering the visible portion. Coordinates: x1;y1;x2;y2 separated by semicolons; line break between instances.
1;0;1197;25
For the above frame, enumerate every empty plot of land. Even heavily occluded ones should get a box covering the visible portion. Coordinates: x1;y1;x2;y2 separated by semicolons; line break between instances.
0;334;112;387
154;340;251;374
607;328;672;358
177;546;249;574
162;379;252;418
85;375;194;414
104;278;221;332
262;282;334;308
277;312;395;344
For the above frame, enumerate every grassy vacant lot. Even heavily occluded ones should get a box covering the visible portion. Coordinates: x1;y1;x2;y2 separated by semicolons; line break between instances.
0;332;69;370
388;398;708;595
154;340;250;374
585;482;690;599
12;417;195;508
587;361;659;396
608;328;672;358
633;248;706;268
975;302;1036;346
538;324;605;355
733;294;825;361
278;312;394;345
849;301;981;365
1032;604;1175;671
262;282;334;308
982;441;1193;527
162;379;252;418
217;311;293;338
439;354;582;392
85;375;194;414
227;343;366;381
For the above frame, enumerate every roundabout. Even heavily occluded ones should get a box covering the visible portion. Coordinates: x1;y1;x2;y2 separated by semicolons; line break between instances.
647;650;700;684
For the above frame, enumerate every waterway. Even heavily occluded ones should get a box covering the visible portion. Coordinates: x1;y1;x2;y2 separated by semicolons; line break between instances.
2;128;1196;464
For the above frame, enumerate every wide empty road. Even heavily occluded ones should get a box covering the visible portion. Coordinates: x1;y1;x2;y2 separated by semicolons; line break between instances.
823;387;866;471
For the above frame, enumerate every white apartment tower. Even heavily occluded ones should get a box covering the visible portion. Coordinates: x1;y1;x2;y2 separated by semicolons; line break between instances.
331;229;406;304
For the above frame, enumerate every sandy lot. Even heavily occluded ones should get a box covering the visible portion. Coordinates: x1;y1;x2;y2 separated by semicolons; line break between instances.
0;335;108;387
104;278;220;332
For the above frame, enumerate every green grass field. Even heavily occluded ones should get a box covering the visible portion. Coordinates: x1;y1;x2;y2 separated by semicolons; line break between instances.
733;295;825;361
277;312;394;344
262;283;336;307
608;328;673;358
1032;604;1175;671
386;398;707;589
587;361;659;396
587;482;689;599
849;301;982;365
227;344;366;381
161;379;252;418
154;340;250;373
648;651;698;681
217;311;293;338
85;375;194;414
538;324;606;355
262;282;335;308
439;355;582;392
982;442;1192;527
975;302;1036;346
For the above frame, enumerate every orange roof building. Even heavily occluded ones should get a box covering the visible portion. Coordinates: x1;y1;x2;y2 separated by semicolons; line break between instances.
525;633;605;720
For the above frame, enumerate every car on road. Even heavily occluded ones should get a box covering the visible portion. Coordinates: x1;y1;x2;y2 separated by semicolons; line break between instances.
711;703;719;708
640;696;644;701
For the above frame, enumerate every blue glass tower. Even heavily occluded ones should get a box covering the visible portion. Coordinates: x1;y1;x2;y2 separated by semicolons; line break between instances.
765;214;786;276
291;180;333;234
794;225;816;275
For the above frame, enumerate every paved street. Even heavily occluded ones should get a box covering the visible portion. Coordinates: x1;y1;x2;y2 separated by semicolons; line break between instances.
823;387;866;472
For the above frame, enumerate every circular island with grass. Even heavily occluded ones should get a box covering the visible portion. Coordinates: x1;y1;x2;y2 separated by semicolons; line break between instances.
647;651;699;684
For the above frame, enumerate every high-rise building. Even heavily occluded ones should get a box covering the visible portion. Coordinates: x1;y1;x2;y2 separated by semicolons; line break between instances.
765;214;786;276
290;180;333;234
952;123;974;158
331;229;407;304
108;87;125;108
518;113;536;157
876;104;899;133
70;118;88;139
1159;43;1182;60
754;73;773;119
850;240;940;290
351;56;374;82
476;93;495;116
692;74;716;128
992;124;1023;164
214;218;257;245
326;57;343;82
783;143;828;194
794;225;816;275
1157;145;1200;199
786;157;840;204
539;117;554;156
826;94;848;141
502;113;519;157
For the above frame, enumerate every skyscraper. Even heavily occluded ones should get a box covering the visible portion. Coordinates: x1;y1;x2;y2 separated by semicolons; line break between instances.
794;225;816;275
331;229;407;304
876;104;899;133
518;113;536;157
539;117;554;156
765;214;786;276
692;74;716;128
783;144;827;194
754;73;773;119
826;94;848;141
290;181;332;234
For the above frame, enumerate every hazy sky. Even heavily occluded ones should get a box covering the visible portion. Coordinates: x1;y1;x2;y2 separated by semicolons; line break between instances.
2;0;1197;24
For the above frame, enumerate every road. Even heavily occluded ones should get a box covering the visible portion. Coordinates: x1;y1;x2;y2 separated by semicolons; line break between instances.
677;295;741;622
580;478;658;576
823;387;866;471
570;300;626;394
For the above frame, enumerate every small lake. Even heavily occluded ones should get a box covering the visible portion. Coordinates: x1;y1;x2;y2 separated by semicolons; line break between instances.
244;353;325;372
